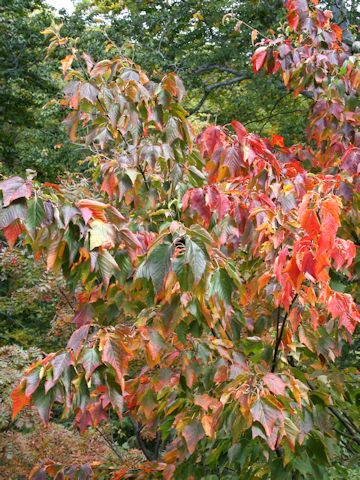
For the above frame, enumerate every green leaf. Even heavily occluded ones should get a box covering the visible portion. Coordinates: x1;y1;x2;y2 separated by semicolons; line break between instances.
223;261;243;291
82;348;101;380
228;444;242;464
98;250;119;284
32;386;55;424
166;117;182;144
185;238;207;284
207;269;233;305
188;224;213;245
137;242;172;293
173;254;191;290
26;197;45;232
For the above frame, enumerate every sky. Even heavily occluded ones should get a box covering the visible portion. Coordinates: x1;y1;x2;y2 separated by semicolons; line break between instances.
47;0;75;14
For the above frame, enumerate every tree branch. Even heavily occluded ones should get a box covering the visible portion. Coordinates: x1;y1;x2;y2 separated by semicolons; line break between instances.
154;430;162;459
189;74;251;115
271;294;298;373
243;109;308;127
129;418;156;461
194;64;250;77
327;405;360;446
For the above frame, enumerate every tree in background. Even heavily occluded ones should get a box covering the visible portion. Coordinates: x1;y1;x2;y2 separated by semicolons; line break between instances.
2;1;358;179
0;0;81;179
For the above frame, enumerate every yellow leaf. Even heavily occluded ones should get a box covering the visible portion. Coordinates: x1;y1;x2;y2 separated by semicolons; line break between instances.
251;29;259;46
61;54;74;76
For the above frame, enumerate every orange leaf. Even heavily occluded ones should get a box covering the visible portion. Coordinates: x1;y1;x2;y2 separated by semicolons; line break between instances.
271;134;285;148
61;54;74;76
331;24;342;41
257;272;272;293
10;381;31;418
3;220;24;247
299;209;320;238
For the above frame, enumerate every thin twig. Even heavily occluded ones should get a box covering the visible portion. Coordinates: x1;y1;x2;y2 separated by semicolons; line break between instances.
57;286;76;312
259;92;290;135
137;163;150;190
95;426;124;461
275;306;281;347
243;109;308;127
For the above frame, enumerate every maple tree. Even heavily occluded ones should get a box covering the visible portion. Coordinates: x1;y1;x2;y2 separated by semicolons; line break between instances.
0;1;359;478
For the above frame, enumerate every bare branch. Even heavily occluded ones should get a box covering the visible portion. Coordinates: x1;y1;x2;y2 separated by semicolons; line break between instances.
194;64;250;77
189;74;251;115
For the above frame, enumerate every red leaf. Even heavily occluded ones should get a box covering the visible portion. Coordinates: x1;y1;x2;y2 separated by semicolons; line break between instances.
224;146;243;176
101;173;117;199
231;120;247;142
263;373;286;396
194;394;219;412
332;238;356;270
183;188;211;226
328;292;360;334
102;335;128;392
67;324;90;356
341;147;360;174
250;396;284;438
198;126;226;157
287;10;299;31
252;47;268;73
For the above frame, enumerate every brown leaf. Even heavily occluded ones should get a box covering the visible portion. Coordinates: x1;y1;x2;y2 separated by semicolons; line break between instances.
182;421;204;454
0;176;32;206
